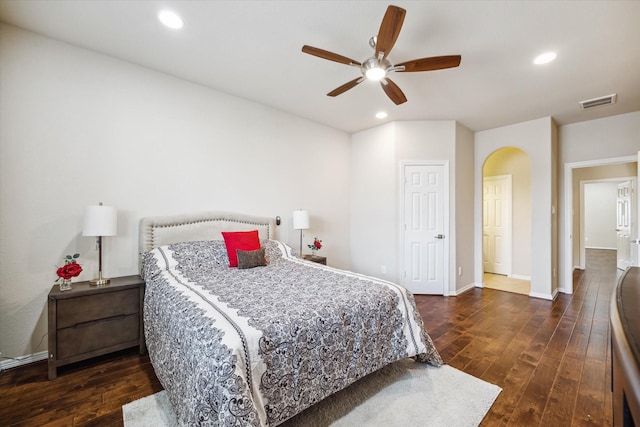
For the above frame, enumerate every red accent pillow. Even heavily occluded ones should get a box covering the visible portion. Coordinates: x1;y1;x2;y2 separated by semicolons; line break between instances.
221;230;261;267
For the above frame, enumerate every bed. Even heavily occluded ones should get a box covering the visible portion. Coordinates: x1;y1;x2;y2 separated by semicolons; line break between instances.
139;211;442;426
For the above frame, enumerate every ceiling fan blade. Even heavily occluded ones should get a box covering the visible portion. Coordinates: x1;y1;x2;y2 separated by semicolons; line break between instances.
395;55;462;72
375;5;406;59
327;77;365;97
302;45;361;66
380;78;407;105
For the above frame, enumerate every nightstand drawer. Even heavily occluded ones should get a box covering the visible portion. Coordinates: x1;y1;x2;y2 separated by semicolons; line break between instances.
57;313;140;359
56;288;139;328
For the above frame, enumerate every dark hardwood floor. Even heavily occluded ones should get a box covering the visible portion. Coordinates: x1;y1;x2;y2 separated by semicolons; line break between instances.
0;249;618;426
419;248;618;427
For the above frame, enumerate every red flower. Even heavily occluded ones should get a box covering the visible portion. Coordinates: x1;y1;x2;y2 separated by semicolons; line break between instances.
308;237;323;252
57;262;83;280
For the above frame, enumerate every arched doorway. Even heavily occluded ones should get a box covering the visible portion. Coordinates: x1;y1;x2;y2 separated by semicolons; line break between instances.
482;147;532;295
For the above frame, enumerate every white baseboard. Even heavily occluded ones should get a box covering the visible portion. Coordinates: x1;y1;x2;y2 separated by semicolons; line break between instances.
0;351;47;371
452;282;477;295
529;290;556;301
557;286;573;295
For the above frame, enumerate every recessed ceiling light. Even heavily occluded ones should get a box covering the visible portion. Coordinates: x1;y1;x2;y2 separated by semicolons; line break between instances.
533;52;557;65
375;111;388;119
158;10;184;29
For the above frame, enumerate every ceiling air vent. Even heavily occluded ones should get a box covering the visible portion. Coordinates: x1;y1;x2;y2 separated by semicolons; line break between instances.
579;94;617;110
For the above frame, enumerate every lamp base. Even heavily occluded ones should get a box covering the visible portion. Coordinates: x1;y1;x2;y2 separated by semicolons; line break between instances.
89;270;109;286
89;275;110;286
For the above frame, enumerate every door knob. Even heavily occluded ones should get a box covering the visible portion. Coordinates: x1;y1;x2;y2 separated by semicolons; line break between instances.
435;234;445;239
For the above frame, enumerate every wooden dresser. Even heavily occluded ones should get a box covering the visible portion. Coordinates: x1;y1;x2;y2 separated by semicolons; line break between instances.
47;275;145;380
611;267;640;426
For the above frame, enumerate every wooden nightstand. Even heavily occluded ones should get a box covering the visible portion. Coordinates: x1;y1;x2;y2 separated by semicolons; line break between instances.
303;255;327;265
47;275;145;380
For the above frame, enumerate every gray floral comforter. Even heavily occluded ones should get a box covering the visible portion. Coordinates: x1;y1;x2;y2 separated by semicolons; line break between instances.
142;239;442;426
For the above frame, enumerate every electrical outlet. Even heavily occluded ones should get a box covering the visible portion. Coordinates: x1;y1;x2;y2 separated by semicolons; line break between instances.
381;265;387;275
458;267;462;276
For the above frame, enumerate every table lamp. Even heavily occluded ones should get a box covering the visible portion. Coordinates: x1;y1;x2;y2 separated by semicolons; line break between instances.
292;210;309;257
83;202;117;285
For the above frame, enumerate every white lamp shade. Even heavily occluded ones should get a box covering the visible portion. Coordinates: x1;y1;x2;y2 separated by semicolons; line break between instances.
292;210;309;230
82;205;117;236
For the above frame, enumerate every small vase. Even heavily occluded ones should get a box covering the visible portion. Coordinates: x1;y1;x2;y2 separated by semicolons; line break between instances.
59;279;72;291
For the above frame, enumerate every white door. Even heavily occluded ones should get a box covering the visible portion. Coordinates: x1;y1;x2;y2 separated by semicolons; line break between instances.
483;175;512;275
617;180;632;270
402;164;447;295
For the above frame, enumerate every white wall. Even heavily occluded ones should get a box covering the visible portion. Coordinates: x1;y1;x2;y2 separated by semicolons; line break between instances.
0;25;351;360
584;182;618;249
350;123;397;279
474;117;557;299
560;112;640;163
454;123;475;291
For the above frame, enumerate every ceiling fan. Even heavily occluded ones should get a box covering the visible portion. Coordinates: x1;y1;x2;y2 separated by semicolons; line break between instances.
302;5;461;105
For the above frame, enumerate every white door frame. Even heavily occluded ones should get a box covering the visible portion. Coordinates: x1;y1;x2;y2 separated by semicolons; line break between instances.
483;174;513;277
399;160;450;295
562;155;636;294
616;179;638;270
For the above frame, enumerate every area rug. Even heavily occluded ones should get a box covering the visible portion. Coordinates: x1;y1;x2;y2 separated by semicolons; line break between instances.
123;359;501;427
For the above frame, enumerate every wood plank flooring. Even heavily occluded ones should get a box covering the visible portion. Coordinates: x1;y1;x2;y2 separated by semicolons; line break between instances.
0;249;618;426
418;249;618;427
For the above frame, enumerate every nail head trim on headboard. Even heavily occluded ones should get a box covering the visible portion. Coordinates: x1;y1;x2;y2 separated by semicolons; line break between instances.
138;211;277;271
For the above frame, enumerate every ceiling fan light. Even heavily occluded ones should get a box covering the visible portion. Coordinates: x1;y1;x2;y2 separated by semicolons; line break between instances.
361;57;389;81
365;67;386;81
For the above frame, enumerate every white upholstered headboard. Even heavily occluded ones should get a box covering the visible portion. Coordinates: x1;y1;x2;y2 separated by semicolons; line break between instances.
139;211;277;254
